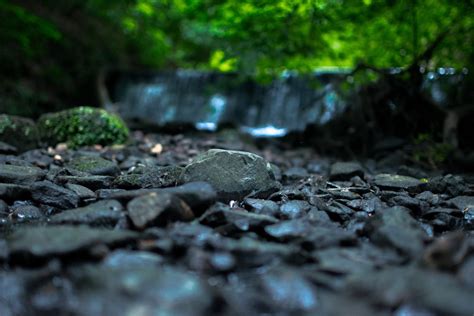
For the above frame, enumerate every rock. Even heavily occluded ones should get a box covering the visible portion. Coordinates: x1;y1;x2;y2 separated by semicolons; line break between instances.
114;165;183;188
0;199;7;215
127;192;194;229
422;232;469;270
179;149;280;201
0;184;31;201
7;225;138;258
67;156;120;176
10;203;43;222
99;182;216;214
56;175;114;190
243;198;280;217
427;174;468;196
50;200;124;226
330;162;365;181
373;174;425;192
283;167;309;181
447;196;474;211
0;141;17;154
279;200;311;219
364;206;427;257
0;114;39;152
458;256;474;288
0;164;45;185
65;183;96;200
199;202;278;232
102;250;163;268
37;106;129;148
31;181;80;209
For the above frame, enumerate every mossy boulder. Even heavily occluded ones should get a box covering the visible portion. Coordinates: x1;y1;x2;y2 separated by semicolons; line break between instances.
0;114;39;152
37;107;129;148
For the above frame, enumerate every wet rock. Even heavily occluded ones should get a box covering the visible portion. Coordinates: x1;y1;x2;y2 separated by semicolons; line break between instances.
0;114;39;152
103;250;163;268
447;195;474;211
0;184;31;201
345;266;474;316
427;174;468;196
0;199;7;215
330;162;365;181
259;267;318;312
0;141;17;154
415;191;441;206
50;200;124;226
422;232;470;270
364;206;427;257
346;196;385;213
10;203;43;222
99;182;216;214
325;201;355;222
243;198;280;217
199;202;278;232
283;167;309;181
179;149;280;201
373;174;425;192
389;195;428;214
67;156;120;176
7;225;138;258
68;265;213;316
0;164;45;185
31;181;80;209
279;200;311;219
56;175;114;190
114;165;182;188
127;192;194;229
64;183;95;200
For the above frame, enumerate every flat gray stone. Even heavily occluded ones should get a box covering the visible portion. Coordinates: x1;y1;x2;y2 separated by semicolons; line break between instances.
0;164;45;185
50;200;124;226
179;149;280;201
31;181;80;209
447;196;474;210
373;174;424;192
330;162;365;180
67;156;120;176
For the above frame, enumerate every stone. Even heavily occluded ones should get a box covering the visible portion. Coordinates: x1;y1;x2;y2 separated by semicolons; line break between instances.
114;165;183;188
0;141;17;154
364;206;427;257
37;106;129;148
31;181;80;209
0;114;39;152
330;162;365;181
427;174;468;196
243;198;280;217
179;149;280;201
7;225;138;258
102;250;163;268
199;202;278;232
373;174;425;192
65;183;96;200
127;192;194;229
283;167;309;181
50;200;124;226
0;184;31;201
279;200;311;219
0;164;45;185
10;203;43;222
447;196;474;211
67;156;120;176
56;175;114;190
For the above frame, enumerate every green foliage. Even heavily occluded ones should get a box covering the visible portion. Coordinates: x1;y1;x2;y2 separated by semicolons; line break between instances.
37;107;129;148
412;133;454;168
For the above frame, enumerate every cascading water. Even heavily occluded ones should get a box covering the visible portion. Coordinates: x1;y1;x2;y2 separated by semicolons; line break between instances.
110;68;469;137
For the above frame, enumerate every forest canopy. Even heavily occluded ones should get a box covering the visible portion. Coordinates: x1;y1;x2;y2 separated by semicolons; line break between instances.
0;0;472;115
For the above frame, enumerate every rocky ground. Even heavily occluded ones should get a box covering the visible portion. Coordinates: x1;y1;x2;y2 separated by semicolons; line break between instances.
1;130;474;316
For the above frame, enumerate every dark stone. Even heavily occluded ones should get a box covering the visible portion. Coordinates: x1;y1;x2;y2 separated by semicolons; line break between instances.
179;149;280;201
415;191;441;206
422;232;469;270
127;192;194;229
7;225;138;258
67;156;120;176
279;200;311;219
0;141;17;154
10;203;43;222
102;250;163;268
330;162;365;181
114;165;183;188
31;181;80;209
346;196;385;213
325;201;355;222
373;173;425;192
283;167;309;181
0;114;39;152
345;266;474;315
199;202;278;231
447;196;474;211
98;182;216;214
243;198;280;217
427;174;468;196
0;164;45;185
0;184;31;201
0;199;7;215
50;200;124;226
56;175;114;190
458;255;474;288
389;195;429;214
65;183;96;200
364;206;427;257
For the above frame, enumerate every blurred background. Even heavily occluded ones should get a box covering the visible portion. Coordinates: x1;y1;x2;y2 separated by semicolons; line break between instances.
0;0;473;153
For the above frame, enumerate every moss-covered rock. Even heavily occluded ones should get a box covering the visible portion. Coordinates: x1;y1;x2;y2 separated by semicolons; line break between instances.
0;114;39;151
37;107;129;148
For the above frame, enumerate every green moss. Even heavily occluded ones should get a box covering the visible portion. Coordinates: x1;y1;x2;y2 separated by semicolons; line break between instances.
37;106;129;148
